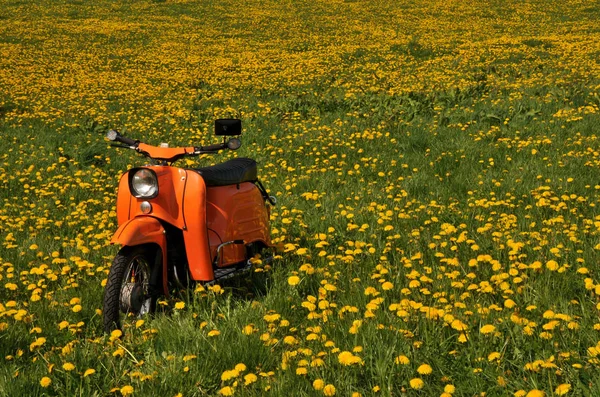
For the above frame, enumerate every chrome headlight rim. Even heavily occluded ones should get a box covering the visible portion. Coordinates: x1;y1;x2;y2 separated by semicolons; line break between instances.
128;168;159;199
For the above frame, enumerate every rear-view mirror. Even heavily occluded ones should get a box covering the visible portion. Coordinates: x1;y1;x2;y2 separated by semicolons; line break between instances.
215;119;242;136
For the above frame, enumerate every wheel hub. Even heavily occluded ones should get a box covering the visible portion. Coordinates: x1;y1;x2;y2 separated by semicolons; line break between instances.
120;283;146;313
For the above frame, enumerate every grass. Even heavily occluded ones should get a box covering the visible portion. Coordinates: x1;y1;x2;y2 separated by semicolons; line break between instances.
1;0;600;396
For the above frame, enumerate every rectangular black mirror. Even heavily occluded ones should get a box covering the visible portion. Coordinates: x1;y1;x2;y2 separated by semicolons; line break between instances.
215;119;242;136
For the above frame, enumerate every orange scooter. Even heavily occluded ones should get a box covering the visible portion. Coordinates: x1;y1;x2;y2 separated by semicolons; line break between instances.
103;119;276;332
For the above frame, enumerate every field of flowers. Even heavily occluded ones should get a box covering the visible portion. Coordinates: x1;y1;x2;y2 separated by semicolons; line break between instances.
1;0;600;395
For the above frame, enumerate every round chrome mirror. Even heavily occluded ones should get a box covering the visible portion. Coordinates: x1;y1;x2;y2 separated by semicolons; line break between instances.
227;137;242;150
106;130;118;141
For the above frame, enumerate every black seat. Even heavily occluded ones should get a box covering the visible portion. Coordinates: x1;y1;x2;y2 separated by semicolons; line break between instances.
194;158;257;187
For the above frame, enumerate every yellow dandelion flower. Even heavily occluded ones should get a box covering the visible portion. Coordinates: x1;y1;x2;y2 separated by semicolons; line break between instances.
323;384;336;396
174;301;185;310
296;367;307;375
62;362;75;371
207;329;220;337
110;329;122;341
40;376;51;387
444;384;456;393
480;324;496;334
72;304;82;313
394;355;410;365
288;276;300;286
554;384;571;395
221;369;239;381
525;390;545;397
30;337;46;351
338;351;361;365
313;379;325;390
244;373;257;385
234;363;246;372
409;378;424;389
218;386;234;396
545;260;559;271
296;248;308;255
120;385;134;396
417;363;432;375
83;368;96;377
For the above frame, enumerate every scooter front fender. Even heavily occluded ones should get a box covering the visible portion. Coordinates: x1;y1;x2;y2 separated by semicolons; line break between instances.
110;216;169;296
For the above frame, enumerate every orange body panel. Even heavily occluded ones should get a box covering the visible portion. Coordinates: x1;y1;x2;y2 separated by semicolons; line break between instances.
113;166;214;281
112;163;270;282
180;171;214;281
116;174;131;225
137;143;195;162
206;182;271;267
125;167;187;229
110;217;169;295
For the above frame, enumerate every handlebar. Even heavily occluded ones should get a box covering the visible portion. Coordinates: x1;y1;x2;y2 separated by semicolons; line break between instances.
107;130;138;147
117;135;138;147
107;130;237;162
195;143;226;152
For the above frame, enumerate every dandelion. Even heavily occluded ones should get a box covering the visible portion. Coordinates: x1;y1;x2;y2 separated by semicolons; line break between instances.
288;276;300;285
30;337;46;351
323;384;336;396
244;373;257;385
338;351;362;365
40;376;51;387
444;384;456;393
207;329;220;337
480;324;496;334
313;379;325;390
417;363;432;375
218;386;234;396
83;368;96;377
120;385;134;396
394;355;410;365
234;363;246;372
174;301;185;310
409;378;424;389
221;369;239;381
554;384;571;395
525;390;545;397
381;281;393;290
110;329;122;341
62;362;75;371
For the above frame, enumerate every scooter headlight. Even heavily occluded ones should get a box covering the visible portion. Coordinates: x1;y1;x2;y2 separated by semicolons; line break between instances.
129;168;158;198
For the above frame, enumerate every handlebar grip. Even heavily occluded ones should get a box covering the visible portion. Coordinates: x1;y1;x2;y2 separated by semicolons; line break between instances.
117;135;137;147
199;143;226;152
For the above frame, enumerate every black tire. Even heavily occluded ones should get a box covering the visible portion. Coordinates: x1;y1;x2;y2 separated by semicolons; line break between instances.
103;245;161;333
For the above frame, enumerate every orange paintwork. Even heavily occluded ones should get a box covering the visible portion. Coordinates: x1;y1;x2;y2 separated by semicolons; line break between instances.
206;182;271;267
137;143;195;162
112;150;270;283
180;170;214;281
126;166;187;229
116;173;131;225
110;217;169;295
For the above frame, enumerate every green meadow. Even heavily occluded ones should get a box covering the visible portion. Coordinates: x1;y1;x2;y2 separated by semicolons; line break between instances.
1;0;600;395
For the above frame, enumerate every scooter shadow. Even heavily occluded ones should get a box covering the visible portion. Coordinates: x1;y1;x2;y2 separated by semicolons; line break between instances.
154;269;274;317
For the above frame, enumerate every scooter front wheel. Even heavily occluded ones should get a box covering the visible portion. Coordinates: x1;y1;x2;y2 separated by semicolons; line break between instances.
103;246;158;333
